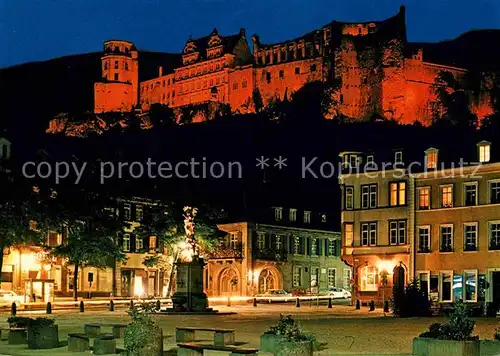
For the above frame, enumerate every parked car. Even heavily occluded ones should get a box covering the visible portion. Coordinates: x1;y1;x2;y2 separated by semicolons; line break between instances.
322;288;352;299
254;289;293;303
0;290;25;306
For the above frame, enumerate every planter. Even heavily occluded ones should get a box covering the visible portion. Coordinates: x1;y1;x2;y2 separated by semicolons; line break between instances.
8;329;27;345
275;340;313;356
480;340;500;356
27;324;59;349
260;333;285;353
413;337;480;356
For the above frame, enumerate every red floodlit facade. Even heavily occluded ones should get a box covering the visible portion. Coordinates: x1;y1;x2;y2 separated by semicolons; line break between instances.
94;7;494;124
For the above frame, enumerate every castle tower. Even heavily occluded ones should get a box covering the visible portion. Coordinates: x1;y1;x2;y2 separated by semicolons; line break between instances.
94;40;139;113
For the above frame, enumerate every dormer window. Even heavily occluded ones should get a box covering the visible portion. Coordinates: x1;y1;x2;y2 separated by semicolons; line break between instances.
289;208;297;222
478;141;491;163
367;155;374;164
395;151;403;165
304;211;311;224
274;207;283;221
425;148;439;170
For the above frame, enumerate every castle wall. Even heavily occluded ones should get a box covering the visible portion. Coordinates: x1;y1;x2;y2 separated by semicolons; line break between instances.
94;82;134;113
228;66;254;113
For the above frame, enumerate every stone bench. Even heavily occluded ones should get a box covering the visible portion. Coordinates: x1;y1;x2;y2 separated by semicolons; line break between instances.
178;342;258;356
176;327;235;346
93;333;116;355
84;323;127;338
68;333;89;352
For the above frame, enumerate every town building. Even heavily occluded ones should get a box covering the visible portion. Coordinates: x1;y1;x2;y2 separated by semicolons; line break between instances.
93;6;494;125
206;207;348;297
340;141;500;311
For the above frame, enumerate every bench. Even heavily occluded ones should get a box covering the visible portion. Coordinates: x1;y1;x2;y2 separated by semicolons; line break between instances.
83;323;127;338
176;327;235;346
178;342;258;356
68;333;89;352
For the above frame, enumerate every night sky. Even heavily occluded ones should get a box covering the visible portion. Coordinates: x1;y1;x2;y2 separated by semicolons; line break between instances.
1;0;499;68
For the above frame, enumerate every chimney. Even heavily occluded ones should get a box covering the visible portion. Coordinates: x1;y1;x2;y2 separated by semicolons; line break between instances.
158;66;163;77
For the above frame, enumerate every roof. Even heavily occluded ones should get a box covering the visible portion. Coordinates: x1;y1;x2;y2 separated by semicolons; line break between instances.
183;28;245;61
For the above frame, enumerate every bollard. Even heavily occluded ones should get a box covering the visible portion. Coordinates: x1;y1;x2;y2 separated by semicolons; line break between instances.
46;302;52;314
80;301;85;313
129;300;134;310
384;301;389;313
253;298;257;307
369;300;375;311
156;300;161;311
328;298;333;309
11;302;17;316
109;300;114;312
296;298;300;308
227;297;231;307
355;299;360;310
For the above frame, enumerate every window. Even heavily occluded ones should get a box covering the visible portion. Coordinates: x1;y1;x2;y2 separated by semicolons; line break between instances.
463;183;478;206
266;72;271;83
489;180;500;204
440;185;453;208
232;81;238;90
389;220;406;245
136;236;144;251
276;235;283;250
440;271;453;302
390;182;406;206
125;62;128;70
344;223;353;247
311;268;319;288
361;222;377;246
293;266;302;287
293;236;300;254
345;186;354;210
242;79;247;88
114;60;119;69
279;70;284;78
360;266;378;291
417;226;430;252
124;203;131;220
394;151;403;164
229;232;238;249
361;184;377;209
135;204;143;221
304;211;311;224
289;208;297;222
257;232;266;250
418;272;430;295
295;67;300;75
418;187;430;209
464;223;478;251
425;148;438;169
440;224;453;252
478;141;491;163
343;269;352;289
453;274;463;301
123;234;130;252
114;73;119;81
464;270;478;302
310;238;318;255
328;239;337;255
489;221;500;250
321;214;327;223
310;64;317;72
149;236;157;251
104;61;109;70
328;268;336;288
274;207;283;221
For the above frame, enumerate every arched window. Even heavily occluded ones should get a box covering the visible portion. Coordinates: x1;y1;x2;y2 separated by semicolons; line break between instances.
104;61;109;70
360;265;378;291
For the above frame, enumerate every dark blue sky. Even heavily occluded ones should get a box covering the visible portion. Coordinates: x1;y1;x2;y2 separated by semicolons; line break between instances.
1;0;499;68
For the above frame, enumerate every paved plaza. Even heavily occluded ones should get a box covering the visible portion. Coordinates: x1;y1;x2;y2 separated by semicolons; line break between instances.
0;304;499;355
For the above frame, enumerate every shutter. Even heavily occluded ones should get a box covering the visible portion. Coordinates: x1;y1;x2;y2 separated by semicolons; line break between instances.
299;236;304;254
282;235;287;252
336;239;341;256
325;239;329;256
143;236;148;253
306;237;311;255
318;238;322;256
130;234;136;253
266;233;271;249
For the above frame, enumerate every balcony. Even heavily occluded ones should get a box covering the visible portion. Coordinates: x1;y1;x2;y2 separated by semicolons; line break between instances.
254;248;287;262
209;243;243;259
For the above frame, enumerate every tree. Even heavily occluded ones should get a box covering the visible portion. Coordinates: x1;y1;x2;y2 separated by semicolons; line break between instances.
288;81;339;122
45;190;127;300
252;88;264;113
136;203;225;296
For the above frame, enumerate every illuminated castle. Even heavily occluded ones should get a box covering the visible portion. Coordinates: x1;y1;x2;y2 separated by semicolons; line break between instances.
94;6;494;125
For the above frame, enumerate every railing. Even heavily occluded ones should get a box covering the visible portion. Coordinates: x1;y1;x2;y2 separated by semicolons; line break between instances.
208;243;243;259
254;248;287;261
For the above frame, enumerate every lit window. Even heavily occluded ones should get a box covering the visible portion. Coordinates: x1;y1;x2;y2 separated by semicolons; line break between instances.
321;214;327;223
310;238;318;255
361;222;377;246
489;180;500;204
293;236;300;254
276;235;283;250
229;232;239;249
135;204;143;221
440;225;453;252
345;186;354;210
464;270;478;302
366;155;374;164
425;148;438;169
360;266;378;291
463;183;478;206
123;234;130;252
149;236;157;251
417;226;430;252
463;223;477;251
123;203;131;220
389;220;406;245
418;187;430;209
394;151;403;164
390;182;406;206
304;211;311;223
344;223;353;247
440;185;453;208
257;232;266;250
440;271;453;302
289;208;297;222
489;221;500;250
343;269;352;289
136;236;144;251
478;141;491;163
328;239;337;255
293;266;302;287
328;268;336;288
274;207;283;221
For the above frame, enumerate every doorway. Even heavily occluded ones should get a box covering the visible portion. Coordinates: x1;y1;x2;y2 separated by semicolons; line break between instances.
492;272;500;310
